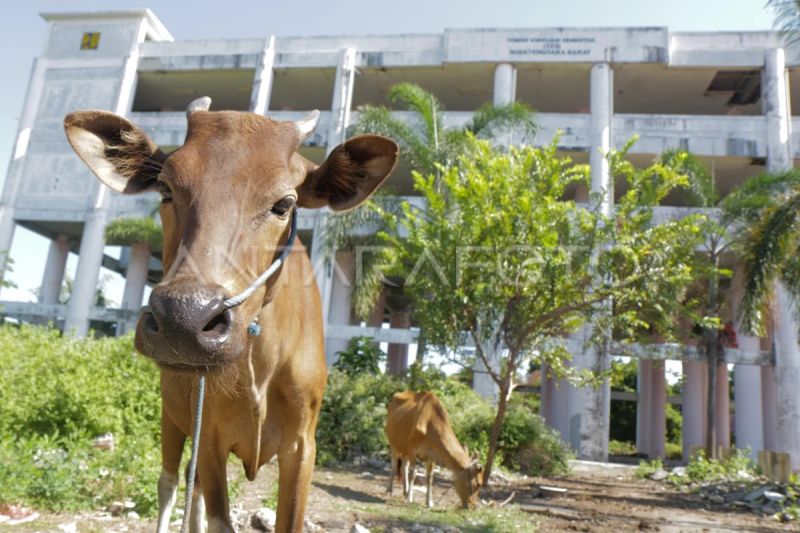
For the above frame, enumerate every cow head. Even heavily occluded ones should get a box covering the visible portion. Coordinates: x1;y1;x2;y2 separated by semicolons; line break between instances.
64;98;398;371
455;452;484;509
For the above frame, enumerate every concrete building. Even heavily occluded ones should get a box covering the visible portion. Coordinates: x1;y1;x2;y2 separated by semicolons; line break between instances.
2;9;799;467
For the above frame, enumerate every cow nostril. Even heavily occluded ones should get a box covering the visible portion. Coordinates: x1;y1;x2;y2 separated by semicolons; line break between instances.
200;309;232;337
143;311;160;335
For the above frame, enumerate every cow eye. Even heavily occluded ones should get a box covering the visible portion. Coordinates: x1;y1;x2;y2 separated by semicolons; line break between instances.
271;196;296;218
157;181;173;204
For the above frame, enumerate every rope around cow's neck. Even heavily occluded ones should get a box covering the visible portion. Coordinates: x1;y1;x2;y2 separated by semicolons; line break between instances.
180;376;205;533
179;212;297;533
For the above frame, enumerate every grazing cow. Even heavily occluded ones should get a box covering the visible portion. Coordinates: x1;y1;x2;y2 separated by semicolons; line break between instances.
64;98;398;533
385;390;484;509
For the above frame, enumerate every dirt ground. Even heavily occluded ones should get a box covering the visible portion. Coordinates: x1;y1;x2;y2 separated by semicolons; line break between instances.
2;460;797;532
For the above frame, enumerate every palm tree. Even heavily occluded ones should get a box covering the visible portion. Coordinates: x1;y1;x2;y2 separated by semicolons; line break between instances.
323;83;537;371
722;170;800;334
768;1;800;42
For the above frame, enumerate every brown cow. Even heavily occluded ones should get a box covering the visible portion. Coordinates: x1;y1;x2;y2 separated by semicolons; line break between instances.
64;98;398;533
385;390;484;509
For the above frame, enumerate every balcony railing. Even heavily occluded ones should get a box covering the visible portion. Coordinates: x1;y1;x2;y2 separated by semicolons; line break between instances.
129;110;776;159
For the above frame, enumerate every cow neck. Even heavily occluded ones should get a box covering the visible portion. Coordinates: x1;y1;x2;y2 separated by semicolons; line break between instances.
244;340;268;480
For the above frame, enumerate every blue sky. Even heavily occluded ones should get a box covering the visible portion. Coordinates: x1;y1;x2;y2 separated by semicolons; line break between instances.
0;0;776;303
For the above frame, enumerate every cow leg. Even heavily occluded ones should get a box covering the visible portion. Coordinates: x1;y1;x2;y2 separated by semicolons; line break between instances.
275;409;319;533
157;413;185;533
425;461;434;508
185;463;206;533
197;435;234;533
387;449;397;495
401;458;409;495
189;484;206;533
404;459;415;503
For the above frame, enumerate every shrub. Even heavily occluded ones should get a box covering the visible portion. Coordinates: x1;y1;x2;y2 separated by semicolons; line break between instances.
316;364;571;476
498;395;571;475
105;217;162;250
677;448;754;485
609;439;638;456
315;369;402;465
333;336;386;375
0;325;162;514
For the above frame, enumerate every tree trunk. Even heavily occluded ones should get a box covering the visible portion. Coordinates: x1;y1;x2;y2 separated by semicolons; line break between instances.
415;327;426;366
704;251;720;460
482;378;510;488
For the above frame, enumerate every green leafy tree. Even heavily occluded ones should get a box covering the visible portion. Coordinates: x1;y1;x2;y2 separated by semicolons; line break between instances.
321;83;538;367
659;148;731;459
371;137;704;484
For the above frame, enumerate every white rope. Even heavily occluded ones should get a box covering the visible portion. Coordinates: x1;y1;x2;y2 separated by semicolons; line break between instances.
223;212;297;310
178;211;297;531
180;375;205;533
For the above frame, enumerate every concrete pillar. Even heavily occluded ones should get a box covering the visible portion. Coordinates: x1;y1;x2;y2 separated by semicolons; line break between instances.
589;63;613;214
493;63;517;106
565;329;587;453
637;359;666;459
367;289;386;328
575;62;614;461
715;363;731;448
734;364;763;460
763;48;792;174
636;359;653;455
551;374;573;445
64;208;108;336
682;360;708;461
763;49;800;469
762;365;778;451
65;23;145;337
312;47;357;329
119;242;150;335
39;235;69;305
325;251;354;366
772;282;800;469
250;35;276;115
650;360;667;459
386;310;411;375
0;57;49;277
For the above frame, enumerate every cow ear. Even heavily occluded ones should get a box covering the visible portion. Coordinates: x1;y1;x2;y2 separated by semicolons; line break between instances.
297;135;398;211
64;111;166;194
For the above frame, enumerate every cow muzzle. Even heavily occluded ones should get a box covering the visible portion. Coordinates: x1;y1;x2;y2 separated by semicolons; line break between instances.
136;280;244;370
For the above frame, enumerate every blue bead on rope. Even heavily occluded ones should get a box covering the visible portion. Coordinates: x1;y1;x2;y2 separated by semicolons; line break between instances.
247;320;261;337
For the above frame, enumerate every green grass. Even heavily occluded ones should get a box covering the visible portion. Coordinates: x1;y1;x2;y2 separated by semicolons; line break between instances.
360;500;534;532
0;325;163;515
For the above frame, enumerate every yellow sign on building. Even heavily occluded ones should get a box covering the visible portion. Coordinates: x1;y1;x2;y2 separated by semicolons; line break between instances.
80;32;100;50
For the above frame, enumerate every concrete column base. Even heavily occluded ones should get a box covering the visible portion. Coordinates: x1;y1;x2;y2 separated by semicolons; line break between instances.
325;251;355;365
762;365;778;451
650;360;667;459
636;359;653;455
734;363;763;459
682;360;707;461
39;235;69;305
715;362;731;448
64;208;108;337
386;310;410;375
119;242;150;335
